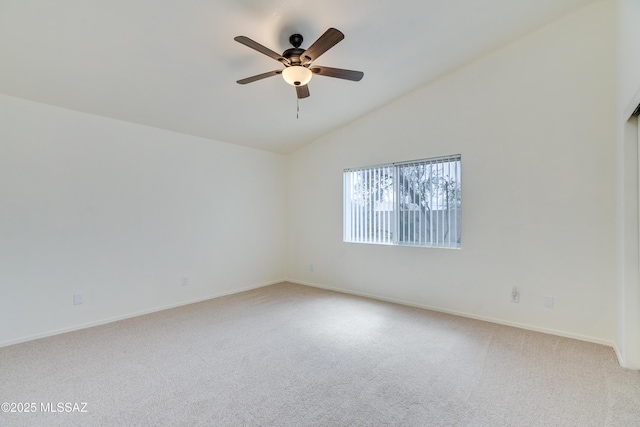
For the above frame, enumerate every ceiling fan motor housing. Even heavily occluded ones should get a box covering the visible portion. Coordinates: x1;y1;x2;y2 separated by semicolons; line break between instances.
283;47;305;65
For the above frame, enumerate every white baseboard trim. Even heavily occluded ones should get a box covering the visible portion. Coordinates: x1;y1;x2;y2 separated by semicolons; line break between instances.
613;344;625;367
0;279;285;348
287;278;615;349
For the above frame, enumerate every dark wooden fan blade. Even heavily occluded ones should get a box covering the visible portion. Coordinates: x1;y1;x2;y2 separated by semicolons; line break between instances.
301;28;344;64
236;70;281;85
234;36;287;63
296;85;310;99
310;66;363;81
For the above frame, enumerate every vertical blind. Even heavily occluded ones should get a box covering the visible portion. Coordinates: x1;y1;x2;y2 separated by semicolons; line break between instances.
343;164;395;245
343;155;461;248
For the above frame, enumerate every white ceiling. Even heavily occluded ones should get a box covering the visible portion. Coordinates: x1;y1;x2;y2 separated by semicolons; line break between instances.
0;0;596;154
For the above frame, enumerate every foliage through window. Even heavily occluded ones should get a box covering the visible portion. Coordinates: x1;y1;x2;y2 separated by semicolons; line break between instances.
343;155;461;248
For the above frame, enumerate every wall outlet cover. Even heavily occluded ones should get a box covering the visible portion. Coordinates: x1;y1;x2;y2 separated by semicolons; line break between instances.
511;287;519;303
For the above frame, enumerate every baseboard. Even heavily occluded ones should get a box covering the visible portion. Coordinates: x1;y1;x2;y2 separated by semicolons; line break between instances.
0;278;285;348
3;277;618;358
287;278;615;349
613;344;625;367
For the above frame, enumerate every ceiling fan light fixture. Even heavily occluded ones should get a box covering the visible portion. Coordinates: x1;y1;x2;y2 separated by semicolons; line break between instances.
282;65;312;86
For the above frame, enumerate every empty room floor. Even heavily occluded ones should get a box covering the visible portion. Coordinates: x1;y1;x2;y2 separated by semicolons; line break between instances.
1;282;639;426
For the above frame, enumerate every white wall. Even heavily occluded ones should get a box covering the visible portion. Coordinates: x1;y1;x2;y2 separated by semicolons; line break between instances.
616;0;640;108
615;0;640;369
0;94;286;346
286;1;616;345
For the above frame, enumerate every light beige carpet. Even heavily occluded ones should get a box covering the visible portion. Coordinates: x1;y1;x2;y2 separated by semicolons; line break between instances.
1;282;639;426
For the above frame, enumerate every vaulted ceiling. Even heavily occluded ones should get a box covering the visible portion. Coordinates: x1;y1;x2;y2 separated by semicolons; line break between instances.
0;0;597;154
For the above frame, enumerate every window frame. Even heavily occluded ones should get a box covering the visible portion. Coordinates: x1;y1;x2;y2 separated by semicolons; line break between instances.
343;154;461;249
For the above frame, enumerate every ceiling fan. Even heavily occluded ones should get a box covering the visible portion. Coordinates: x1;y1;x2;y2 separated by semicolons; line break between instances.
234;28;363;99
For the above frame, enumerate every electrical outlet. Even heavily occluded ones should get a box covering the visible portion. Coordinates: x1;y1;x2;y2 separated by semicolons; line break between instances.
73;294;83;305
544;296;554;308
511;287;519;303
181;277;189;286
309;264;314;272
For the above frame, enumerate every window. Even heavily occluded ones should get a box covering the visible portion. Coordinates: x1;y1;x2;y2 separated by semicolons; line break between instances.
343;155;461;248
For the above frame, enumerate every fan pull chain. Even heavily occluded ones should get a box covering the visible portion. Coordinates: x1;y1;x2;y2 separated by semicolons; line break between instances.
297;98;299;119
